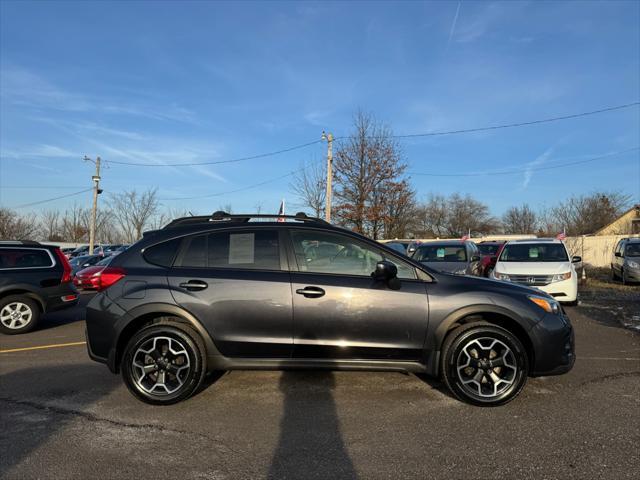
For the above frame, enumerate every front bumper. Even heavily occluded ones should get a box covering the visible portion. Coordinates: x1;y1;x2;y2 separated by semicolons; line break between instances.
536;277;578;303
624;266;640;281
529;310;575;376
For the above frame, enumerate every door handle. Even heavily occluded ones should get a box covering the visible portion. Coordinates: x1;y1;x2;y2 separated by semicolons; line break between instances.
179;280;208;291
296;286;325;298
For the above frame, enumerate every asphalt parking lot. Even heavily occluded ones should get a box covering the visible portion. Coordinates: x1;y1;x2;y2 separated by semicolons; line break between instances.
1;294;639;480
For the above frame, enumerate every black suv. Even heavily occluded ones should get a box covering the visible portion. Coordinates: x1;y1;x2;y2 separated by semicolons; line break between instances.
86;212;575;406
0;241;78;334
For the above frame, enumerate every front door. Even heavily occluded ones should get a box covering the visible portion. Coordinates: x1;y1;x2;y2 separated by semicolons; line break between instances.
167;228;293;358
287;229;430;360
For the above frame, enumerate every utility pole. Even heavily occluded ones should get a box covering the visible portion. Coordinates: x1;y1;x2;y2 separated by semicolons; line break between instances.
322;131;334;223
84;156;102;255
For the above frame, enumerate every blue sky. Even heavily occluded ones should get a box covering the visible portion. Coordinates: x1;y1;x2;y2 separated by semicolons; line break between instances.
1;0;639;216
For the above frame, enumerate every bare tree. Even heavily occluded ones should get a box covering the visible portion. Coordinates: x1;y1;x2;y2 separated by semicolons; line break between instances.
502;204;538;234
0;208;39;240
110;188;160;242
550;191;631;235
414;194;449;238
40;210;63;241
333;111;411;239
290;159;326;218
61;204;88;243
380;180;417;239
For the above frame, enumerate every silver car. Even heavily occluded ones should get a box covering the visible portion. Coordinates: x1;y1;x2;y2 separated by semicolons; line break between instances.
611;238;640;284
411;240;482;276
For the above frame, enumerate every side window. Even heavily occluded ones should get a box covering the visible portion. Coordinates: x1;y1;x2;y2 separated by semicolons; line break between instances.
289;230;416;279
0;248;53;269
177;234;207;267
208;230;280;270
174;230;280;270
143;238;182;267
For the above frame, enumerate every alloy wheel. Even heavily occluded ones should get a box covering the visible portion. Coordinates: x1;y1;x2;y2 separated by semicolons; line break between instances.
456;337;518;399
131;336;192;395
0;302;33;330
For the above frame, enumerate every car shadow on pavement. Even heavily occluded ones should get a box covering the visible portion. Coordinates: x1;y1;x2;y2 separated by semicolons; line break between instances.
0;362;119;477
267;371;358;480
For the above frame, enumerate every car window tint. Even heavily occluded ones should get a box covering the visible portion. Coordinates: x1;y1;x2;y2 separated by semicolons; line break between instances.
178;234;208;267
414;245;467;262
208;230;280;270
290;230;415;279
0;248;53;269
144;238;182;267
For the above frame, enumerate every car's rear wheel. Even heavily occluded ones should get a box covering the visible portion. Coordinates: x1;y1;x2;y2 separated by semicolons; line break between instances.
441;323;528;406
0;296;40;335
121;323;206;405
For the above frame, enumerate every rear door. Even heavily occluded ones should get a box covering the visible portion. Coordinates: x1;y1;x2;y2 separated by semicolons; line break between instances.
286;228;430;360
166;227;293;358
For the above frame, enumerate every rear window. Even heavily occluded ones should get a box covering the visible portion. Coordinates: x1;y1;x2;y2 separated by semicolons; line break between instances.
413;245;467;262
174;230;280;270
143;238;183;267
0;248;54;269
499;243;569;262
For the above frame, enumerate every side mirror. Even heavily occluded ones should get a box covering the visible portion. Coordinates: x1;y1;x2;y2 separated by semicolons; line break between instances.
571;256;582;263
614;252;621;257
471;255;480;262
373;260;398;280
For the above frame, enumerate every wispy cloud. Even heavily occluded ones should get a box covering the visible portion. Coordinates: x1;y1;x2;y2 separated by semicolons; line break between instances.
522;147;554;188
446;1;462;49
0;66;196;123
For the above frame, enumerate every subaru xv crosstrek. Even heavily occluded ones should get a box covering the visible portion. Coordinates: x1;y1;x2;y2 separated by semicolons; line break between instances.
85;212;575;406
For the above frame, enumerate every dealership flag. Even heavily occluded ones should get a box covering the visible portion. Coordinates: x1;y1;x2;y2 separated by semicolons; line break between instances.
277;199;285;222
556;230;567;241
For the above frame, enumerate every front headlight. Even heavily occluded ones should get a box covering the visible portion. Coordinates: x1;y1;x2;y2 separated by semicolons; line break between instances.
494;271;510;281
626;260;640;269
551;272;572;282
528;295;560;314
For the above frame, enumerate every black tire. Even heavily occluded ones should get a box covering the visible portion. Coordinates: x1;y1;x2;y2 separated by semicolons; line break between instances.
611;267;619;281
0;295;40;335
121;323;206;405
441;323;529;406
621;268;628;285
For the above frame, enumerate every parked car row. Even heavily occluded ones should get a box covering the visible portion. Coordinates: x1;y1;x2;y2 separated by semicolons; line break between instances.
384;238;581;304
63;243;129;260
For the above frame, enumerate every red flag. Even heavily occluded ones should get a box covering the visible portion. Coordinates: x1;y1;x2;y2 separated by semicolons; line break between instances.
556;232;566;241
277;199;285;222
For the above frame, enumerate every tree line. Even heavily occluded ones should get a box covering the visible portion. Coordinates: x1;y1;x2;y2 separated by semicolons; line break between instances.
292;111;633;239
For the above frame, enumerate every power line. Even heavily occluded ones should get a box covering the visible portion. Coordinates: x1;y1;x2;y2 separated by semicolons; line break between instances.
387;102;640;139
409;147;640;177
0;186;88;189
94;101;638;167
8;188;93;209
106;140;323;167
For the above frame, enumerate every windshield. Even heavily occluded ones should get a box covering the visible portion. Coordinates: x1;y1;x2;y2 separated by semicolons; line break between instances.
500;243;568;262
625;243;640;256
414;245;467;262
477;244;501;256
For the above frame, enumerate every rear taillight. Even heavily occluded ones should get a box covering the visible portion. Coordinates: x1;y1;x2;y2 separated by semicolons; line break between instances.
54;248;72;283
97;267;126;291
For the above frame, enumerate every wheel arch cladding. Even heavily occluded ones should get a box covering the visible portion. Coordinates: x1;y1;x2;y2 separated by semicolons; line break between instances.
436;307;535;372
114;305;219;372
0;289;45;312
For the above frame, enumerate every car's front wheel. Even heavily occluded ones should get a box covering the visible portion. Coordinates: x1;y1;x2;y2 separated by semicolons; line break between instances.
441;323;528;406
121;323;206;405
0;296;40;335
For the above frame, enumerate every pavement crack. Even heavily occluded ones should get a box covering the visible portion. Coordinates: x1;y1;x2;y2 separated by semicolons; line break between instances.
578;371;640;387
0;396;237;453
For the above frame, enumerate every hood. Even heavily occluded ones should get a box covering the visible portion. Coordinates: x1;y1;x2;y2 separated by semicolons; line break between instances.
494;261;571;275
420;261;467;273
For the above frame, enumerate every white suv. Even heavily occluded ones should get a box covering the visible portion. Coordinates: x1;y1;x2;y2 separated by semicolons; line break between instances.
491;239;580;305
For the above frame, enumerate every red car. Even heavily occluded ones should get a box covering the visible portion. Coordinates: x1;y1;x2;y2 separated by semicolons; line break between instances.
477;241;506;277
73;256;113;290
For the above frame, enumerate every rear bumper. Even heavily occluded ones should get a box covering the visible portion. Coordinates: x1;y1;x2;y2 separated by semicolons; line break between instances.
529;311;575;376
44;283;79;312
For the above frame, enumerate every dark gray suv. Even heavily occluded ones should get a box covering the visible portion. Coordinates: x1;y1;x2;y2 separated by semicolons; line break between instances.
85;212;574;406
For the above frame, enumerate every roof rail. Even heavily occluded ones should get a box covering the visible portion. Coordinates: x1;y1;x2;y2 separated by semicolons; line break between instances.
163;211;328;229
0;240;42;245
